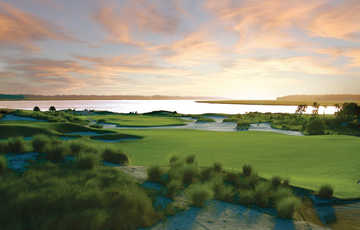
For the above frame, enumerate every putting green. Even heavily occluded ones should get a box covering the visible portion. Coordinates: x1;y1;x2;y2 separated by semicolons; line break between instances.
111;129;360;199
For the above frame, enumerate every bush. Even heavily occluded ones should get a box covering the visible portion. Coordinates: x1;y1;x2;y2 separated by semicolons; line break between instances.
0;156;7;174
70;142;87;156
166;179;182;198
46;144;68;162
283;179;290;186
213;183;234;202
102;148;129;165
318;184;334;198
200;167;214;182
147;166;164;183
243;164;252;177
169;155;179;164
271;176;282;188
238;189;255;206
185;155;196;164
49;106;56;112
254;182;271;208
32;135;51;153
7;137;26;154
182;166;199;185
0;142;9;154
33;106;40;112
77;155;98;170
305;118;326;135
186;184;214;207
276;197;301;219
213;162;222;172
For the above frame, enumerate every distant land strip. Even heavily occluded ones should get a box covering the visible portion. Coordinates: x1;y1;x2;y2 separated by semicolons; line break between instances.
0;94;220;101
198;99;360;106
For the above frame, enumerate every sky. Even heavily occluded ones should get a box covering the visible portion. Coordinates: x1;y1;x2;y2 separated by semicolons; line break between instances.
0;0;359;99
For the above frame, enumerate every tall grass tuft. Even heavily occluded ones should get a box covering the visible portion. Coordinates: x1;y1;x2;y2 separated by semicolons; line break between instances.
147;166;165;183
77;155;98;170
7;137;26;154
186;184;214;207
318;184;334;198
32;135;51;153
243;164;252;177
0;155;7;174
276;197;301;219
102;148;129;165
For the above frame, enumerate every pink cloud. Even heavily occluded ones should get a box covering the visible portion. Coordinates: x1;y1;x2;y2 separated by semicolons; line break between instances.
0;1;76;51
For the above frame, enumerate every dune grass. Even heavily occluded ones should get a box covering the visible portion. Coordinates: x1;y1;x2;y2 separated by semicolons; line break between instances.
81;114;187;127
111;129;360;199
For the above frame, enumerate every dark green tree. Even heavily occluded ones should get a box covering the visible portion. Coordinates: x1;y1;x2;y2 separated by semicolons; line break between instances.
33;106;40;112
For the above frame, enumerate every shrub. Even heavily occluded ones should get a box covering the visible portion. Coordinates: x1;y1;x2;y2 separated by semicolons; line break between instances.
33;106;40;112
46;144;68;162
305;118;326;135
276;197;301;219
49;106;56;112
283;179;290;186
32;135;51;153
254;182;271;208
200;167;214;182
213;183;234;202
70;142;87;156
0;156;7;174
243;164;252;177
186;184;214;207
102;148;129;165
185;155;196;164
77;155;98;170
238;189;255;206
166;179;182;198
147;166;164;183
318;184;334;198
213;162;222;172
182;166;199;185
0;142;9;154
271;176;282;188
7;137;26;154
169;155;179;164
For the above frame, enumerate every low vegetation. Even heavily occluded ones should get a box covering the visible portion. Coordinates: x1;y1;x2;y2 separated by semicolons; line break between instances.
146;156;304;219
0;164;159;230
102;148;129;165
318;184;334;199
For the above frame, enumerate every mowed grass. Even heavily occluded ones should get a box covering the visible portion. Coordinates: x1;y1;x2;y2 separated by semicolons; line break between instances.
112;129;360;199
81;114;186;127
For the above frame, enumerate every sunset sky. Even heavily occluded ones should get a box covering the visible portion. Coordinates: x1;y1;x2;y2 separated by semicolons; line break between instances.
0;0;359;99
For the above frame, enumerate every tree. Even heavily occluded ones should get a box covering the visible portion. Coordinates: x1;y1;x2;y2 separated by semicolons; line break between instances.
295;104;307;115
33;106;40;112
336;103;360;120
312;102;320;116
49;106;56;112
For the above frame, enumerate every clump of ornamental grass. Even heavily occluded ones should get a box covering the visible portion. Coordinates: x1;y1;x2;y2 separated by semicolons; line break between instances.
318;184;334;199
102;148;129;165
186;183;214;207
7;137;26;154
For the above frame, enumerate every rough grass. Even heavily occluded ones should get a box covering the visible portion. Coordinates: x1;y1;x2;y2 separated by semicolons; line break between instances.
116;129;360;198
0;164;159;230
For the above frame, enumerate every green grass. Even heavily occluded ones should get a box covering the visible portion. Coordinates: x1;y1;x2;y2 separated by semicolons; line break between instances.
81;114;187;127
110;129;360;198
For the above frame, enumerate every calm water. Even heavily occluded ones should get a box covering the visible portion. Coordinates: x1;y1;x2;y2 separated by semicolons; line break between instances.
0;100;337;114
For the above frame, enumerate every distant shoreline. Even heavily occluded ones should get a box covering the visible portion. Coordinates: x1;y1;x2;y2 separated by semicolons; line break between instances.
197;100;360;106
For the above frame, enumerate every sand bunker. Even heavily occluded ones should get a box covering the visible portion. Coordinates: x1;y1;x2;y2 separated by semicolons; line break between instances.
142;200;328;230
248;123;303;136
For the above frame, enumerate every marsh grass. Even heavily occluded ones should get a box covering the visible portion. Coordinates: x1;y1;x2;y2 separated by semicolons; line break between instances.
0;164;159;230
0;155;6;174
186;183;214;207
318;184;334;198
102;148;129;165
7;137;26;154
276;197;301;219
